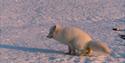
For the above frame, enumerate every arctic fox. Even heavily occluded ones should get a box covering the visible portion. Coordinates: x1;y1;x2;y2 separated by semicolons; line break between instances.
47;24;111;56
47;24;92;55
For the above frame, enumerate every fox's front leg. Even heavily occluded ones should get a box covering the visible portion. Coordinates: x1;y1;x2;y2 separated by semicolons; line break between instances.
65;45;72;54
65;45;76;55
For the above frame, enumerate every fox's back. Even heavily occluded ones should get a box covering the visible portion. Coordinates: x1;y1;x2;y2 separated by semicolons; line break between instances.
62;27;92;43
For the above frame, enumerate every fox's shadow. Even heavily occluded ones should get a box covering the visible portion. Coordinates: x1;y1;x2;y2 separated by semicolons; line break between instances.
0;44;64;54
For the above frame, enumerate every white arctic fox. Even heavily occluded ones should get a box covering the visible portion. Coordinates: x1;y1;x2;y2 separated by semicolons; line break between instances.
47;24;111;56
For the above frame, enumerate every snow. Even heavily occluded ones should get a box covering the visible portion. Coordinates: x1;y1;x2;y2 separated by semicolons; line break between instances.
0;0;125;63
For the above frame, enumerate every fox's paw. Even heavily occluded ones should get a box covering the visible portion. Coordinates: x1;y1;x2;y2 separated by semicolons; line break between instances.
65;52;77;56
65;52;71;55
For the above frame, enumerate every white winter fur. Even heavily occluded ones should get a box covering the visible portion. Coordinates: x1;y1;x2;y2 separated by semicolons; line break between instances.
47;24;111;56
47;24;92;55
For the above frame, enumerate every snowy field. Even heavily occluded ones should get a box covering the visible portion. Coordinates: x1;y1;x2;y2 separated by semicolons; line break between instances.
0;0;125;63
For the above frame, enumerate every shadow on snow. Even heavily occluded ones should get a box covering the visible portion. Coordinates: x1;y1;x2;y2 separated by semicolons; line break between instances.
0;44;64;54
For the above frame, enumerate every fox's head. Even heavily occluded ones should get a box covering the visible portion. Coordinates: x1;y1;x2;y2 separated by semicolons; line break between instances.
47;24;61;39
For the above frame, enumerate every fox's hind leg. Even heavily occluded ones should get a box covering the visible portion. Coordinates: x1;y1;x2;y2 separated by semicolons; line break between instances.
85;47;93;56
79;46;92;56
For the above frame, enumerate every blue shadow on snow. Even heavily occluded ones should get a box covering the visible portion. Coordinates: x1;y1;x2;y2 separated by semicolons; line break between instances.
0;44;64;54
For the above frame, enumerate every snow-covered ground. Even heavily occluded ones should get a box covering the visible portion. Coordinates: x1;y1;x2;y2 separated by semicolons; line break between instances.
0;0;125;63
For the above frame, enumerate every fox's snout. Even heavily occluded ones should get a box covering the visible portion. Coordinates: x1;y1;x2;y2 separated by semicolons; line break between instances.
47;34;53;38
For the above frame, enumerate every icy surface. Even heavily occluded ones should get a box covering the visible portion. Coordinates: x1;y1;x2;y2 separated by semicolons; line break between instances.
0;0;125;63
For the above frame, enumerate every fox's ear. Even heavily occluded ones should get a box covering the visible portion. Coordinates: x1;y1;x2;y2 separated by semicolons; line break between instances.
54;24;61;33
55;24;60;29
